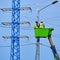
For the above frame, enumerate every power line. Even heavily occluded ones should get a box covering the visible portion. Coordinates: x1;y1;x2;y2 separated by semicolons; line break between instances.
0;26;10;28
40;0;51;3
0;26;60;38
20;43;60;52
0;46;10;47
0;16;60;29
40;16;60;20
20;15;60;27
21;15;60;22
0;43;60;53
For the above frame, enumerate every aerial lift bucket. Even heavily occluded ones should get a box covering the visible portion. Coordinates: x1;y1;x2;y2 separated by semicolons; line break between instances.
34;28;54;38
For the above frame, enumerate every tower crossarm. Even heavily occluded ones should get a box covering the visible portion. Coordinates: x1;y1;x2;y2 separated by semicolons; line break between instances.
0;7;32;11
1;21;31;26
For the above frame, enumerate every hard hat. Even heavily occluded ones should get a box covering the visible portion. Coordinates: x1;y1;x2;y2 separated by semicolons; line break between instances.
35;21;38;23
40;21;43;23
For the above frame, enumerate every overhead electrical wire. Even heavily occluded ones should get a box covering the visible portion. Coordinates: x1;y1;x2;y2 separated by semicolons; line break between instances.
20;43;60;52
0;43;60;53
0;25;60;38
0;25;10;28
0;24;33;29
40;0;51;3
0;23;11;28
20;19;60;28
21;13;60;19
0;43;59;50
20;27;34;30
20;15;60;26
45;21;60;26
21;15;60;22
0;16;60;28
40;16;60;20
20;0;50;7
0;46;10;47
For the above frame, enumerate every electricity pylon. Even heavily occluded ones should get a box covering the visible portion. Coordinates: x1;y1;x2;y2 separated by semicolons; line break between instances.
10;0;20;60
0;0;31;60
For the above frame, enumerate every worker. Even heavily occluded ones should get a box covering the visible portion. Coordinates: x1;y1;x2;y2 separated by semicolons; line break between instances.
39;21;45;28
34;21;40;28
34;21;45;28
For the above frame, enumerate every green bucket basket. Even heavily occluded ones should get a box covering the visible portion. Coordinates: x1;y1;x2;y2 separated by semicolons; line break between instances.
34;28;54;38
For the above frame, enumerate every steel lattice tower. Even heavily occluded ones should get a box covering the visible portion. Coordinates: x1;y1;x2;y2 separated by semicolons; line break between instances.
10;0;20;60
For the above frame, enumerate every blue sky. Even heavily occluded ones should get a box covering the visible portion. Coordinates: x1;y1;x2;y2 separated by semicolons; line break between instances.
0;0;60;60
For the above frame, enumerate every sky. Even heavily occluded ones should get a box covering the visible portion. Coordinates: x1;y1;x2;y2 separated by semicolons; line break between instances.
0;0;60;60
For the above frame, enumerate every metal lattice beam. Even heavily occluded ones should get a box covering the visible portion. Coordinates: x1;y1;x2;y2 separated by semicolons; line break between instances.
1;21;31;26
2;36;29;39
10;0;20;60
0;7;32;11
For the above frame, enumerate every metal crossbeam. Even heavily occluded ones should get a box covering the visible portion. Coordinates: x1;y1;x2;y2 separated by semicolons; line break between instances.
1;21;30;26
1;22;11;25
0;7;32;11
2;36;29;39
20;21;30;25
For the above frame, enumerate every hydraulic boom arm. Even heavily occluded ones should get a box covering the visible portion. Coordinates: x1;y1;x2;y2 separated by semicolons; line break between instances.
48;35;60;60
